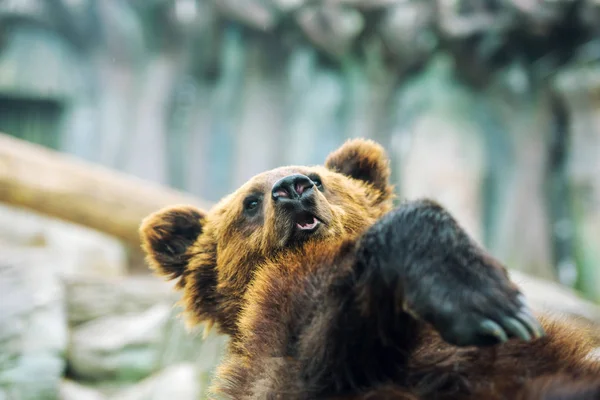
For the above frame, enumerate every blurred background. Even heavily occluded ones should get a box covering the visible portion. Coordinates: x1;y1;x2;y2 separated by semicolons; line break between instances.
0;0;599;399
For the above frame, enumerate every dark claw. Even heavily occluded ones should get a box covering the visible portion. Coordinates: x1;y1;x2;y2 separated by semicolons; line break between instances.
516;294;546;339
516;311;546;339
517;294;530;308
502;317;532;341
480;319;509;343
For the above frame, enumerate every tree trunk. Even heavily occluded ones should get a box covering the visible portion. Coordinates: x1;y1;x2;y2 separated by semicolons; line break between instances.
0;134;211;248
555;67;600;302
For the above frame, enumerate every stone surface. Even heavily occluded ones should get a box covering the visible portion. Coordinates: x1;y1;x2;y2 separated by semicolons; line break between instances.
59;380;106;400
0;249;68;400
0;204;127;278
0;355;65;400
65;276;178;325
111;363;202;400
68;304;172;382
511;270;600;324
65;274;225;390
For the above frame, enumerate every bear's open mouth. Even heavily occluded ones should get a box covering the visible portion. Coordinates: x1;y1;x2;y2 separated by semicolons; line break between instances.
295;212;320;231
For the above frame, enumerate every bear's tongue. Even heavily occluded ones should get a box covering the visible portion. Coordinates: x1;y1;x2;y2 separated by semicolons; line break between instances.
296;213;319;230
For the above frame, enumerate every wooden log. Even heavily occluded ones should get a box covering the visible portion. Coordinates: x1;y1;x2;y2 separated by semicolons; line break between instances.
0;133;211;247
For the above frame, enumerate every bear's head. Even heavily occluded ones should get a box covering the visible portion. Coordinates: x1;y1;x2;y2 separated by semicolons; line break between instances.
139;139;394;335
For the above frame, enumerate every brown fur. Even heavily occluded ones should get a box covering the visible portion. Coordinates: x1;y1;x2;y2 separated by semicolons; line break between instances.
140;139;600;399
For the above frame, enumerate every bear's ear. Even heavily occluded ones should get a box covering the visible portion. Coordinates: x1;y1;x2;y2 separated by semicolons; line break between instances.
325;138;391;194
139;205;206;282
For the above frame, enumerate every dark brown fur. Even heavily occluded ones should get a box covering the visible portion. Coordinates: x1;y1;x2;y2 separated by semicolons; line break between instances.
140;139;600;400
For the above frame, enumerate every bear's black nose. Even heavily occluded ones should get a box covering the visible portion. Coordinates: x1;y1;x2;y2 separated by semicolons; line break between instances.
272;174;314;201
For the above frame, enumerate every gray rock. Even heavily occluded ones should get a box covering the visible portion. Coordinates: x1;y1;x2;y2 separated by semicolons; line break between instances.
110;364;201;400
0;354;64;400
59;380;106;400
192;331;227;374
68;304;171;382
0;250;68;400
65;276;177;326
0;204;126;278
510;270;600;324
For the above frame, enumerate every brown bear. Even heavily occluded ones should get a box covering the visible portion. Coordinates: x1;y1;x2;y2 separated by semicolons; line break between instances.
140;139;600;399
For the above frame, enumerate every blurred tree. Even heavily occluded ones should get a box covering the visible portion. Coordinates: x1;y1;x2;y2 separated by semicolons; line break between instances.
0;0;599;301
207;0;600;300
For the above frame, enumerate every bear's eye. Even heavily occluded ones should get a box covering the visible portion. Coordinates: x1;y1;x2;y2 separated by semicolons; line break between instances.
243;196;261;215
309;174;323;190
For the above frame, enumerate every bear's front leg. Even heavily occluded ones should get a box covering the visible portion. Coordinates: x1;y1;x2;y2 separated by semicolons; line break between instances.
355;199;545;347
